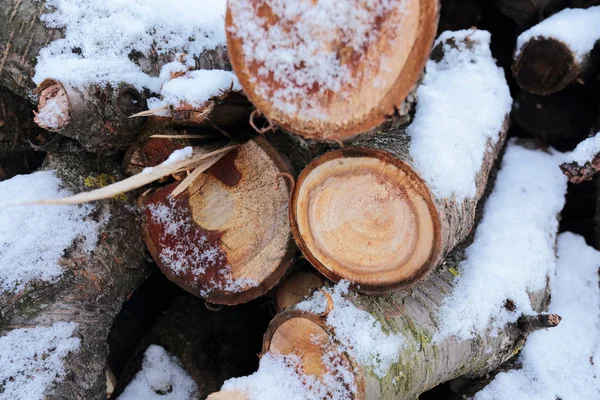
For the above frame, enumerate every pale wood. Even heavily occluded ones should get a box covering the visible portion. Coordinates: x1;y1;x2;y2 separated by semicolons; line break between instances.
275;269;325;311
207;391;248;400
226;0;439;142
140;137;297;304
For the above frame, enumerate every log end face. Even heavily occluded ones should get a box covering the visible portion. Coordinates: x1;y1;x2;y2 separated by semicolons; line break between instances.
226;0;439;141
291;149;441;293
34;80;71;132
513;38;578;96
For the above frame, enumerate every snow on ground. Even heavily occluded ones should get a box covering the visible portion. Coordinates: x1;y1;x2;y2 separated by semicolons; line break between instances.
297;280;404;378
118;345;198;400
474;232;600;400
227;0;405;120
34;0;227;92
515;7;600;63
407;29;512;200
0;171;102;293
562;131;600;164
435;141;568;340
147;70;241;110
0;322;80;399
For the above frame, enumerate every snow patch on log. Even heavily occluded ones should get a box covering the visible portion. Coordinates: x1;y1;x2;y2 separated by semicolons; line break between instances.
408;29;512;200
34;0;227;92
148;70;241;109
0;322;80;400
221;351;355;400
435;141;567;341
297;280;404;377
227;0;405;121
563;131;600;164
474;232;600;400
118;345;199;400
0;171;102;293
515;7;600;63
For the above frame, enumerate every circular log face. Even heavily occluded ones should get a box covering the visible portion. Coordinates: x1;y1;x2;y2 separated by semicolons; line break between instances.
141;138;296;304
226;0;439;141
275;269;325;310
291;149;441;293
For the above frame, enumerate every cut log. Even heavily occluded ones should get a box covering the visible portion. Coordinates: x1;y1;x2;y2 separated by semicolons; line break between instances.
0;87;45;153
275;268;326;311
0;141;150;399
559;131;600;183
226;0;439;142
289;31;511;293
493;0;567;27
512;7;600;95
111;295;272;399
139;136;297;304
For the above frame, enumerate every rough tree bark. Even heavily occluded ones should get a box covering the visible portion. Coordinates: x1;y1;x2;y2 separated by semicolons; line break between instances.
226;0;439;142
139;136;298;305
0;86;44;153
0;141;150;399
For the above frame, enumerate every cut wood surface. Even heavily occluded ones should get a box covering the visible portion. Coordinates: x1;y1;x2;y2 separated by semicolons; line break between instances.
140;137;297;304
226;0;439;142
512;7;600;95
290;32;510;293
275;268;326;311
0;142;150;399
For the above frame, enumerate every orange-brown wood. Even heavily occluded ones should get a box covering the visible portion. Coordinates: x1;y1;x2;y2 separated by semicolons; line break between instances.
275;269;326;311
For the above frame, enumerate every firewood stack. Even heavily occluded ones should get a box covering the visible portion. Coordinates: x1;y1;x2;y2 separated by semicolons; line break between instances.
1;0;600;399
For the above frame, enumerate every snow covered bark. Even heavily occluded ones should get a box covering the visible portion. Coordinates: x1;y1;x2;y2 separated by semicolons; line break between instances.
512;6;600;95
289;30;512;293
226;0;439;142
210;140;568;400
0;87;43;153
139;137;297;305
0;142;150;399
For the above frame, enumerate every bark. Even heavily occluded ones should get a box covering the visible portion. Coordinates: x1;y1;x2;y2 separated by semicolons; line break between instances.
493;0;567;27
0;86;44;153
512;35;600;96
139;136;298;305
560;153;600;183
290;121;508;294
0;141;150;399
512;86;597;152
111;295;272;399
226;0;438;142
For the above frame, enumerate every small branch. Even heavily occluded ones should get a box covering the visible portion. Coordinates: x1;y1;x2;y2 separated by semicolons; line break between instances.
518;313;562;333
560;153;600;184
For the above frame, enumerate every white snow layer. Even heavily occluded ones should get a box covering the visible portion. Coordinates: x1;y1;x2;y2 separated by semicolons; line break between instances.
151;69;241;109
408;29;512;200
516;6;600;63
0;171;101;293
118;345;198;400
474;232;600;400
0;322;80;399
435;141;568;340
297;280;404;378
563;131;600;164
34;0;227;92
227;0;405;120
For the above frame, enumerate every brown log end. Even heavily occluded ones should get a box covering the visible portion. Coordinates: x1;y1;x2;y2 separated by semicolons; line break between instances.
34;80;71;131
140;137;296;304
262;310;364;399
559;153;600;183
512;37;579;96
225;0;439;141
275;269;326;311
290;148;441;293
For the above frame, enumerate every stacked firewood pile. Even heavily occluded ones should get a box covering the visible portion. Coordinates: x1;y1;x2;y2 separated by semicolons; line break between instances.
1;0;599;399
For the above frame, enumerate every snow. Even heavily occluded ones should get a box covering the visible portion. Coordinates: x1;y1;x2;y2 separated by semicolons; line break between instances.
34;0;227;92
34;97;64;130
435;141;568;340
118;345;198;400
146;197;258;296
408;29;512;200
162;146;193;166
563;131;600;164
0;171;101;293
221;351;355;400
474;233;600;400
0;322;80;400
515;7;600;63
227;0;405;120
297;280;404;378
151;70;241;109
